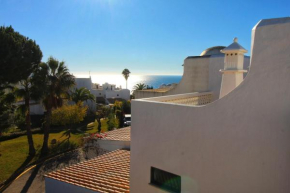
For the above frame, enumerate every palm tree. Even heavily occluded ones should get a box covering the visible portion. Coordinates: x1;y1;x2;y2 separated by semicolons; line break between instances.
133;83;147;91
122;69;131;89
36;57;75;155
96;105;110;133
70;87;95;104
14;77;42;156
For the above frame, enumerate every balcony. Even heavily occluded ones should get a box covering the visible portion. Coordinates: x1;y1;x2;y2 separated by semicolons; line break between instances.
140;92;213;106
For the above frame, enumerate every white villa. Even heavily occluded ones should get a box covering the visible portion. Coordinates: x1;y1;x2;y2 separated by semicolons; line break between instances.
75;77;130;102
75;77;130;110
45;17;290;193
27;77;130;115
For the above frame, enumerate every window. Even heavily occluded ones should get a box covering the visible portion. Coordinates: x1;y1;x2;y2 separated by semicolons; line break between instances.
150;167;181;193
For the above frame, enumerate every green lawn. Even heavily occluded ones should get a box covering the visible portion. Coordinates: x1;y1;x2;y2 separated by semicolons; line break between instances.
0;119;108;183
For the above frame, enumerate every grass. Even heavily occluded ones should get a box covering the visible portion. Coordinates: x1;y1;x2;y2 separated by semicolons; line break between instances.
0;119;108;183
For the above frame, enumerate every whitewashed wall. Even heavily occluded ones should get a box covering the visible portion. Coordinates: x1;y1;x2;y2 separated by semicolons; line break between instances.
105;89;130;100
135;54;250;100
130;17;290;193
98;140;130;152
30;103;45;115
75;78;92;90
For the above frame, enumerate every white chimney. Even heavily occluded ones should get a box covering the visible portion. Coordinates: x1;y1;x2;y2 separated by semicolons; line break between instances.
219;38;248;98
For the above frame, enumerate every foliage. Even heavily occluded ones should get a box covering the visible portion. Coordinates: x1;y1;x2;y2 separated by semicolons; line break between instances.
113;100;131;128
122;68;131;80
122;68;131;89
133;83;147;91
0;26;42;156
0;117;108;184
34;57;75;154
132;83;153;98
0;26;42;85
51;102;87;139
133;83;153;90
0;88;16;133
146;85;153;89
122;100;131;114
13;108;26;130
107;113;118;131
35;57;75;109
96;105;111;133
14;74;46;156
70;87;95;104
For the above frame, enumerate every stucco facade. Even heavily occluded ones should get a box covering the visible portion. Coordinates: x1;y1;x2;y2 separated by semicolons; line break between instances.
135;54;250;101
131;17;290;193
76;77;130;101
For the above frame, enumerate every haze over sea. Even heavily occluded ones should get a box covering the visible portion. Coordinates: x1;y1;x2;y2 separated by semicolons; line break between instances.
74;74;182;91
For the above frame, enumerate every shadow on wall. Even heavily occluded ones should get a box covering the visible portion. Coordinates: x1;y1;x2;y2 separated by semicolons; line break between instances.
130;17;290;193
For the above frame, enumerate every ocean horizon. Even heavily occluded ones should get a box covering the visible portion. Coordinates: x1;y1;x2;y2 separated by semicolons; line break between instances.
74;74;182;91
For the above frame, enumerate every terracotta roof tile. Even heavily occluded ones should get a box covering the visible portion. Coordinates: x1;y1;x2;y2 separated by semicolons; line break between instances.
100;127;131;141
45;150;130;193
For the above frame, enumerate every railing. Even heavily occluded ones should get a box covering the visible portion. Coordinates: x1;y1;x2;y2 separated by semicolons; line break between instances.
141;92;213;106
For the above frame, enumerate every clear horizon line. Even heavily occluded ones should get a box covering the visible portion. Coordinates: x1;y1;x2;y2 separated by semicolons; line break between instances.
72;72;183;76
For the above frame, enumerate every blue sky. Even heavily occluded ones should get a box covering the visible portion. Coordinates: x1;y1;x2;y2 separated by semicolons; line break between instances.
1;0;290;75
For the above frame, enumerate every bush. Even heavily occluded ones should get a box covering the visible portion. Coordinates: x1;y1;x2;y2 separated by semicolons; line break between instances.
51;102;87;127
107;113;118;131
14;110;26;130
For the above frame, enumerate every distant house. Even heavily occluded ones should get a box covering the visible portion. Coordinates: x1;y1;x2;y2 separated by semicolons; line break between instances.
75;77;130;109
27;77;130;115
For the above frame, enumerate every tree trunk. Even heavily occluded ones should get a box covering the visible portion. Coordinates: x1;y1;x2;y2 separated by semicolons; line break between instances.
25;93;35;156
41;102;52;155
97;118;101;133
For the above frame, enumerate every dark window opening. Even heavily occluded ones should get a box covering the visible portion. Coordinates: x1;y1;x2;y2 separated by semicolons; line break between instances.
150;167;181;193
117;94;119;97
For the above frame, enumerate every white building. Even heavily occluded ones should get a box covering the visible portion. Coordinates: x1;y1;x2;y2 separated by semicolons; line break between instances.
131;17;290;193
135;46;250;101
75;77;130;104
29;77;130;115
45;17;290;193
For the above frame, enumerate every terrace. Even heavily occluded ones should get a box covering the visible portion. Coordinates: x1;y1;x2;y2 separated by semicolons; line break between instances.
139;92;213;106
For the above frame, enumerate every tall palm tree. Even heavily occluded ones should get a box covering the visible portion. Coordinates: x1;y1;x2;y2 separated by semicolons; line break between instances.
36;57;75;155
14;77;42;156
70;87;95;104
122;69;131;89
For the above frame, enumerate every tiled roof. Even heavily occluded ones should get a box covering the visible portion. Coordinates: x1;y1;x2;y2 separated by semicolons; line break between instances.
101;127;131;141
45;150;130;193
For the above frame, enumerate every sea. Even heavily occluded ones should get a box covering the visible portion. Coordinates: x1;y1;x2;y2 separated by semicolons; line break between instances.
75;74;182;91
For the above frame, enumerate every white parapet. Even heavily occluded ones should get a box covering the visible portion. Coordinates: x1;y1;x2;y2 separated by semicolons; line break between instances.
131;17;290;193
